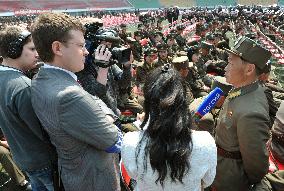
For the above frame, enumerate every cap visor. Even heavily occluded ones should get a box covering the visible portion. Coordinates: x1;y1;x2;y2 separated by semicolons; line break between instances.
224;48;240;57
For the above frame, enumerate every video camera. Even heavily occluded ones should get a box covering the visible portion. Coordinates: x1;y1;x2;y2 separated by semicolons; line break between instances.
89;28;132;68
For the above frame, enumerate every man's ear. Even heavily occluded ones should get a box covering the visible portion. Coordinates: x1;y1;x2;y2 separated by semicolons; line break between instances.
245;63;256;76
51;41;63;57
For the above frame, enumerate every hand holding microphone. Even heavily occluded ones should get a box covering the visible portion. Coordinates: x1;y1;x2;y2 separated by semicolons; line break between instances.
193;87;224;122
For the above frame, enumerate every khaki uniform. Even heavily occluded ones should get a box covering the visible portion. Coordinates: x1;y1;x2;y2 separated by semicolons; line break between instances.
119;31;131;44
253;170;284;191
167;44;179;57
253;101;284;191
175;34;187;50
136;61;159;87
132;41;143;62
213;82;270;191
156;57;172;66
186;66;208;98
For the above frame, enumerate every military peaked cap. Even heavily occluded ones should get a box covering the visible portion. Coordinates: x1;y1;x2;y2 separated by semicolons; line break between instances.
225;36;272;70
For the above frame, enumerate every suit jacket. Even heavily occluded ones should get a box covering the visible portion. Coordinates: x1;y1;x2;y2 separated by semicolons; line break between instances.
0;68;51;171
31;67;120;191
213;82;270;191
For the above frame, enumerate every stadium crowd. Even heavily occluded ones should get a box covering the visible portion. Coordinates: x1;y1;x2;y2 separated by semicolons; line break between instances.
0;5;284;191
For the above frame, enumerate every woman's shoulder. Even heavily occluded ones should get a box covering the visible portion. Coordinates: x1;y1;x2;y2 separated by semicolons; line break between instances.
191;130;216;150
123;131;143;148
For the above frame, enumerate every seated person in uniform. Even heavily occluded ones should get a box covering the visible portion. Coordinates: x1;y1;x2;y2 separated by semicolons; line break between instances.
0;139;31;190
187;46;210;98
156;43;172;66
253;101;284;191
172;56;194;105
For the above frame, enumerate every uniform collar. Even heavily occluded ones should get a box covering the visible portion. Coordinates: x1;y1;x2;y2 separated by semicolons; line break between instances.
43;64;77;81
228;81;259;100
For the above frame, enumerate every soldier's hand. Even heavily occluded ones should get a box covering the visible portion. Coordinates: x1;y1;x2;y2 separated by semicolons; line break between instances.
203;85;211;92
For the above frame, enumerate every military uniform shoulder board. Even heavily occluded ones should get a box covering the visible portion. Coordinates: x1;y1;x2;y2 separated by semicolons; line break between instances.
227;90;241;99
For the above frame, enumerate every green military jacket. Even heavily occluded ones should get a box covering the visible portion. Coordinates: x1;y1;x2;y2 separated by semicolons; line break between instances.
167;44;179;57
253;170;284;191
156;57;172;67
132;41;143;62
175;34;187;50
196;54;213;78
213;82;270;191
136;61;159;87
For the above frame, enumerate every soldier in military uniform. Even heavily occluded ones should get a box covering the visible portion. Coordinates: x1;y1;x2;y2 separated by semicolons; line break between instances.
206;32;228;63
187;45;210;98
270;66;284;103
166;33;179;57
212;37;272;191
133;31;143;62
175;25;187;51
152;31;164;47
156;43;172;66
135;48;158;95
258;62;280;128
196;41;215;86
253;101;284;191
172;56;194;105
118;23;131;44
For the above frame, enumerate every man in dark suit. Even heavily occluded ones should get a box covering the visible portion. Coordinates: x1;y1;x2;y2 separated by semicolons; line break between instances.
31;13;122;191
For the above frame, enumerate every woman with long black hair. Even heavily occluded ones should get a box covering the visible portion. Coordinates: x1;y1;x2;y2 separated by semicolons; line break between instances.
121;64;217;190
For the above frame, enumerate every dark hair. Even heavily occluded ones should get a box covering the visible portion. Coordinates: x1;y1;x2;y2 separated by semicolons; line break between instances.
0;26;31;58
31;13;84;62
136;65;193;186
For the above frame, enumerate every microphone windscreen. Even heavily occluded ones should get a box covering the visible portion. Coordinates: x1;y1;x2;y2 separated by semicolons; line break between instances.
195;87;224;118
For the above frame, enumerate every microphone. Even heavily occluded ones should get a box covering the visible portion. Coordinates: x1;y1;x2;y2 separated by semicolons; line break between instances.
193;87;224;122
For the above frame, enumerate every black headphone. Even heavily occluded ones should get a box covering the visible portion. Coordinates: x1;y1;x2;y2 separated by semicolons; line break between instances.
7;30;31;59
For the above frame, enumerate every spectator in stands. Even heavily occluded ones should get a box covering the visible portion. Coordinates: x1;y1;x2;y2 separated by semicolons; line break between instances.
122;64;217;191
0;133;31;190
30;13;122;191
0;26;54;190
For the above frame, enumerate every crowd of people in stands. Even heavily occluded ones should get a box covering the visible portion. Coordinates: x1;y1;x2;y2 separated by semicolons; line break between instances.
0;5;284;191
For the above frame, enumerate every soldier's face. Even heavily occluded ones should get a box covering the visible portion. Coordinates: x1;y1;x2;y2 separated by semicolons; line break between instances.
158;50;168;59
145;54;157;64
179;68;189;78
191;53;199;63
121;28;127;33
200;48;209;56
225;53;247;88
155;35;162;42
167;38;175;46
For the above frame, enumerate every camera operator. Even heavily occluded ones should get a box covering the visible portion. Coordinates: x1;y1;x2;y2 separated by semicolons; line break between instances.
76;27;132;117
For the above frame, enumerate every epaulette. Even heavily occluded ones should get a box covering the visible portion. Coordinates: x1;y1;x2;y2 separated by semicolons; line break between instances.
227;90;241;99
